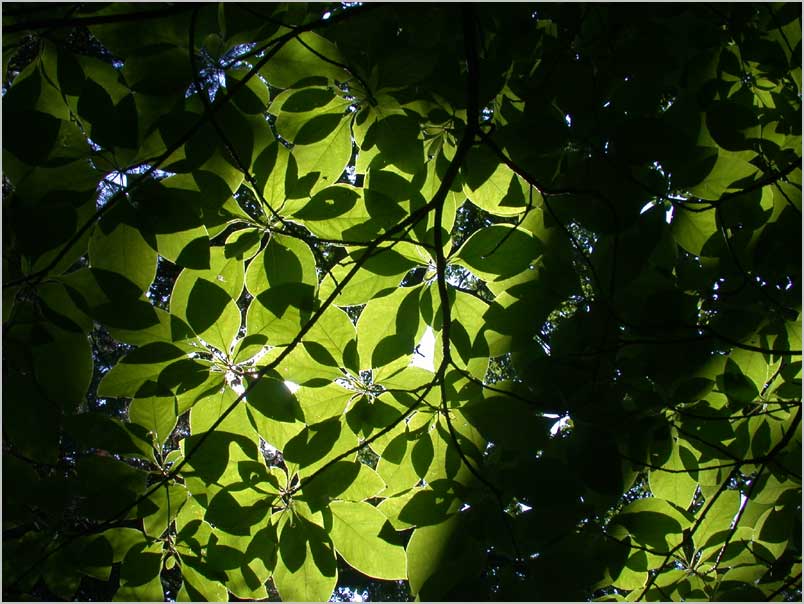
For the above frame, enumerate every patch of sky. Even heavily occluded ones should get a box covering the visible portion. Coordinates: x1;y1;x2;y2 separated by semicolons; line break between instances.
410;326;435;373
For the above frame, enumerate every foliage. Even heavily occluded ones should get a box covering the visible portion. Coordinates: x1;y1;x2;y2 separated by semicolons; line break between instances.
2;2;802;601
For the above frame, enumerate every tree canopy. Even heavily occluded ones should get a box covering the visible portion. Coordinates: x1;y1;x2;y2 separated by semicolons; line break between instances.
2;2;802;601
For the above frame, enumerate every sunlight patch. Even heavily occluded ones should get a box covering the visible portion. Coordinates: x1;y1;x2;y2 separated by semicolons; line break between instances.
411;326;435;372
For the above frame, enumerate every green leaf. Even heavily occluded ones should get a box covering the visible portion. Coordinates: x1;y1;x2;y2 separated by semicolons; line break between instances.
210;521;276;598
133;176;211;269
328;500;407;580
107;306;177;347
411;426;435;478
253;140;290;212
261;32;348;88
379;487;460;530
77;527;144;582
749;470;800;505
694;490;741;554
272;343;345;386
98;342;189;399
185;375;230;417
406;514;474;598
375;414;431;496
292;113;353;194
293;113;345;146
345;392;409;443
77;78;139;150
64;413;154;460
292;185;375;242
357;285;423;370
59;267;162;332
246;295;310;347
301;461;385;508
361;114;425;175
196;294;241;354
175;530;217;598
612;498;693;551
224;227;263;261
295;383;354;424
172;245;246;301
720;348;769;404
172;276;241;353
3;454;39;527
245;374;305;451
462;145;531;216
374;364;434;391
461;394;546;455
232;333;269;364
753;503;794;558
671;207;718;256
205;484;272;537
128;395;178;448
649;470;699;512
32;327;93;411
273;513;337;602
159;358;214;400
179;557;229;602
610;551;650;591
122;45;192;95
88;2;195;52
426;287;498;375
715;567;769;601
454;225;543;281
648;433;700;509
227;68;271;114
182;430;259;489
76;456;149;521
303;304;357;369
113;540;164;601
318;246;418;306
686;149;759;201
216;101;265;172
271;86;343;140
283;417;355;475
706;98;762;152
90;203;157;293
184;390;260;486
35;281;94;333
190;384;256;436
74;53;129;103
244;235;317;343
3;371;59;464
139;484;188;539
364;168;421;230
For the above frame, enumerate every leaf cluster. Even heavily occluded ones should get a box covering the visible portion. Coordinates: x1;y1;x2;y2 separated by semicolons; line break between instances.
2;3;802;602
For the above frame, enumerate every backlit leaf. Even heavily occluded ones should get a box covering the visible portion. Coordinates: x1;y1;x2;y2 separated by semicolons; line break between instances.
328;500;407;580
273;512;337;602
